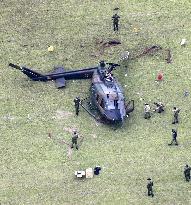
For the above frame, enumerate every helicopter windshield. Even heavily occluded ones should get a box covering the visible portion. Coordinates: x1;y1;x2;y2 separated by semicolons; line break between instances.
105;94;119;110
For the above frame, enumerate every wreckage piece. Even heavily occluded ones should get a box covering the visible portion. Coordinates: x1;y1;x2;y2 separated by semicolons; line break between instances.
102;39;121;48
50;67;66;88
9;63;96;83
180;39;187;46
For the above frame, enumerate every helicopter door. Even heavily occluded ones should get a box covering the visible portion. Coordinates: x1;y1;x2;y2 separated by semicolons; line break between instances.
96;94;104;110
100;99;104;109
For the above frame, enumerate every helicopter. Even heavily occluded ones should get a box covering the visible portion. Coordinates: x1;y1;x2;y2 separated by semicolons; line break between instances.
9;61;134;123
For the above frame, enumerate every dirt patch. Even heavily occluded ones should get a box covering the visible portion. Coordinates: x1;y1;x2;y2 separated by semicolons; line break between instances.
91;38;121;57
133;45;162;59
55;110;73;119
129;45;172;64
99;39;121;48
67;146;73;159
63;127;78;134
48;132;73;159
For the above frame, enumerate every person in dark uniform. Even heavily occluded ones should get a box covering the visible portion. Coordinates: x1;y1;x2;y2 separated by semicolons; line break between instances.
168;129;178;146
99;60;106;68
153;102;165;113
73;97;81;116
172;107;180;124
112;13;120;31
147;178;154;197
184;164;191;182
71;130;79;150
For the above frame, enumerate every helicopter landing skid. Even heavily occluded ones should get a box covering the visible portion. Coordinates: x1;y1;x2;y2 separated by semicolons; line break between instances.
80;99;101;122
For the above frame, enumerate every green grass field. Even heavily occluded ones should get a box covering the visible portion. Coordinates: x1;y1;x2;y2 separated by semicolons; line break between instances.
1;0;191;204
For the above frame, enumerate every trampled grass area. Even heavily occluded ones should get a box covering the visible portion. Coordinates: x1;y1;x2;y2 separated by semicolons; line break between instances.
1;0;191;204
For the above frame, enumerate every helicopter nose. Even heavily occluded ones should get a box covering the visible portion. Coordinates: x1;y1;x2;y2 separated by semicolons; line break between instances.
104;109;122;122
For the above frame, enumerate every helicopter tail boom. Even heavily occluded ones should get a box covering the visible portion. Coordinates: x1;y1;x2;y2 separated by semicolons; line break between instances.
9;63;48;81
9;63;97;88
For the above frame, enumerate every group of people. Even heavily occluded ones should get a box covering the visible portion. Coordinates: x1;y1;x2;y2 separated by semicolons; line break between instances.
71;16;188;195
143;102;191;196
144;101;165;119
144;103;181;146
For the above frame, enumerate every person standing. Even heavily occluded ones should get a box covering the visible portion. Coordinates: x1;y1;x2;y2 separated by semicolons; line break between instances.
153;102;165;113
112;13;120;31
184;164;191;182
144;103;151;119
147;178;154;197
74;97;81;116
71;130;79;150
168;129;178;146
172;107;180;124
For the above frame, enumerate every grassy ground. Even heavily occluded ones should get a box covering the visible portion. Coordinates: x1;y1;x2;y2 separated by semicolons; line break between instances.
1;0;191;204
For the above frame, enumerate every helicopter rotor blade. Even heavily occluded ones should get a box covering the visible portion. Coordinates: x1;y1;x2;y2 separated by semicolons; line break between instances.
106;63;120;67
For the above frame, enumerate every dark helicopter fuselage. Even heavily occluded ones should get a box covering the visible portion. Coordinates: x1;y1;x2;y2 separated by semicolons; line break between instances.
91;68;126;122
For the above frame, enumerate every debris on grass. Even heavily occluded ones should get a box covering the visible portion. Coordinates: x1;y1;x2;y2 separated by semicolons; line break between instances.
48;45;54;52
133;27;138;32
121;51;130;60
165;49;172;64
180;39;187;46
184;90;189;97
67;146;73;159
48;132;52;139
133;27;139;34
157;72;163;81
